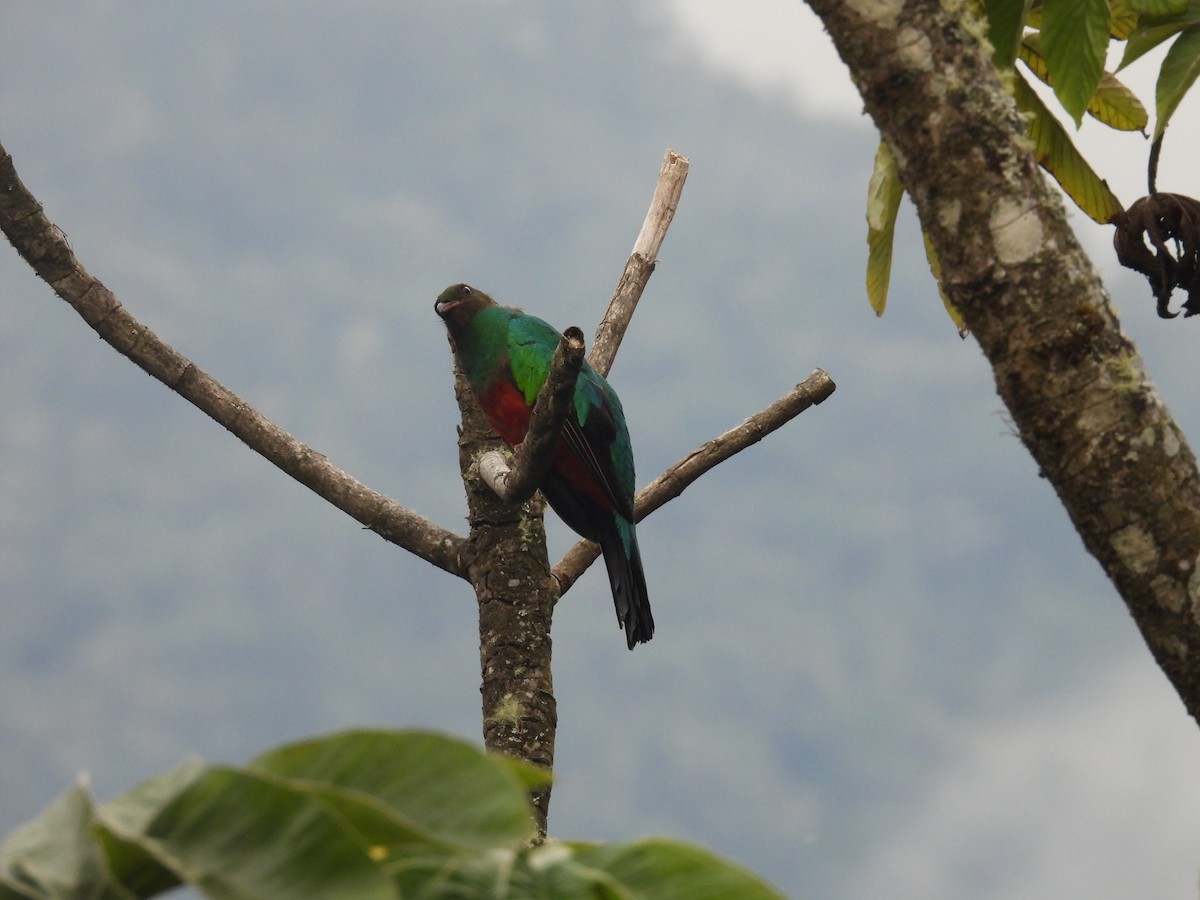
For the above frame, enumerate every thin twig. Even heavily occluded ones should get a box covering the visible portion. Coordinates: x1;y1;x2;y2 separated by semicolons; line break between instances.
553;369;837;594
476;327;585;502
590;149;689;376
0;142;467;578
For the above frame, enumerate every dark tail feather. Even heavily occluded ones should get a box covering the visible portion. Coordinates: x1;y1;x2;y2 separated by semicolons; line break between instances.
599;530;654;650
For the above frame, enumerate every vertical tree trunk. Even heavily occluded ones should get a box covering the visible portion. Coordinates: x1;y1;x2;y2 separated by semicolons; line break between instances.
450;366;558;837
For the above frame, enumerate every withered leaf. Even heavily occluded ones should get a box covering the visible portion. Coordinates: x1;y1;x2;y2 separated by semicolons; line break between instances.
1111;192;1200;318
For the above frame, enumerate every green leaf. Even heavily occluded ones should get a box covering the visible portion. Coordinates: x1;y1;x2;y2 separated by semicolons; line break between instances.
569;838;786;899
1119;1;1200;69
1041;0;1112;123
250;729;543;851
1154;23;1200;138
94;758;219;895
987;0;1033;66
385;837;787;899
1020;33;1148;128
865;140;905;317
0;780;132;900
125;766;400;899
1013;73;1125;221
2;730;544;899
1091;70;1152;128
1108;0;1140;39
1;730;782;900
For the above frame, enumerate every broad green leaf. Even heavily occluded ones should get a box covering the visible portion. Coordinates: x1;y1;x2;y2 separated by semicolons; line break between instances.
1154;23;1200;138
1091;71;1151;128
1041;0;1112;123
1013;73;1125;221
387;837;787;899
251;730;542;851
1020;34;1148;128
0;780;131;900
866;140;905;317
95;756;208;838
95;758;221;896
987;0;1033;66
1119;1;1200;69
1;730;548;899
387;843;594;898
123;766;399;899
2;729;786;899
570;838;786;899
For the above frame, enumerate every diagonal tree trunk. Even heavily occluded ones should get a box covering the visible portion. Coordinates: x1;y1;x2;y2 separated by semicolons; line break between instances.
806;0;1200;721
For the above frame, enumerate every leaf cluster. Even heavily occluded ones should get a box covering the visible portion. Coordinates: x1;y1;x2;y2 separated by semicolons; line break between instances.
0;730;782;900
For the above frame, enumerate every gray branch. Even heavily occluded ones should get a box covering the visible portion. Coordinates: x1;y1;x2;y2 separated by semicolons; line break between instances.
0;142;467;579
590;149;689;377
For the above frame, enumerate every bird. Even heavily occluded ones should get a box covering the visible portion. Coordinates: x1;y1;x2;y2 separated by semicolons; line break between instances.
435;283;653;649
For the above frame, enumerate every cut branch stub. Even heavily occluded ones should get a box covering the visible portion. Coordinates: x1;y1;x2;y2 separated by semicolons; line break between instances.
591;149;688;376
1112;192;1200;318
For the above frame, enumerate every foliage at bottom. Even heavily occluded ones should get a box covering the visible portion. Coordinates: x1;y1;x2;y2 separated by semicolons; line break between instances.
0;729;783;899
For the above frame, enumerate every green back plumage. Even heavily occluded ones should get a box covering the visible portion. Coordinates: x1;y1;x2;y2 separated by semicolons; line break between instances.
454;305;637;515
506;313;561;406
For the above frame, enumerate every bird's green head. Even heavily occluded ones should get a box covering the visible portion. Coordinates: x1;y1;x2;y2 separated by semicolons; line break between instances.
435;284;499;349
434;283;495;321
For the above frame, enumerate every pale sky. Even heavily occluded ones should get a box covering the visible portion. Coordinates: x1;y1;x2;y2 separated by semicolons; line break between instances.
665;0;1197;253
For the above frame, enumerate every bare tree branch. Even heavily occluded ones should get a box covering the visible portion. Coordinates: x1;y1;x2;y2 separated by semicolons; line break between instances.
0;141;467;579
553;369;836;595
590;149;689;377
475;326;585;502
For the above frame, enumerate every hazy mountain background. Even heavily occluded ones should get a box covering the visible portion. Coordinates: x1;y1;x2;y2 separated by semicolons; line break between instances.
3;3;1200;897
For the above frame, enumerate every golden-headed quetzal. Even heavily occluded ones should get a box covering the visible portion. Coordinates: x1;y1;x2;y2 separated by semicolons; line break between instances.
435;283;653;649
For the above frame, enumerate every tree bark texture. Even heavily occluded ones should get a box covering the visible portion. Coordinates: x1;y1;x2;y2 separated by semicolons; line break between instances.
806;0;1200;720
449;364;559;838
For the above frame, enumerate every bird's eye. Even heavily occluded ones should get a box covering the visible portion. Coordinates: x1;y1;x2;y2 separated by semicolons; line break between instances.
461;284;473;295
